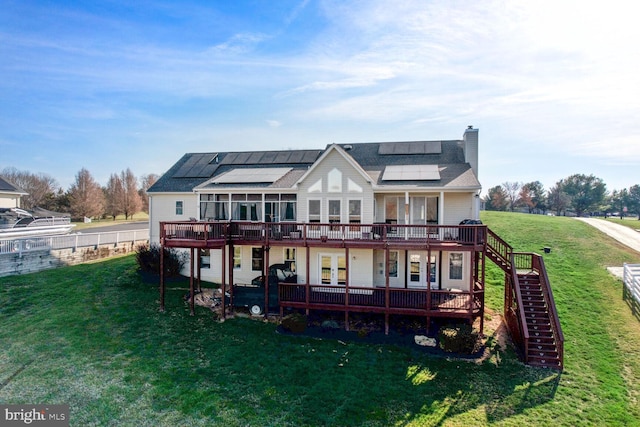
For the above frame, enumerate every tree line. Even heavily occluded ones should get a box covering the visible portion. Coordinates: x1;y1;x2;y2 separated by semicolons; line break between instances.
1;167;159;220
484;173;640;219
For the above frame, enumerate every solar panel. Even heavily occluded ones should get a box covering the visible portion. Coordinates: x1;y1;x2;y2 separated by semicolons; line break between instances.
172;153;219;178
382;165;441;181
212;168;293;184
219;150;321;165
378;141;442;155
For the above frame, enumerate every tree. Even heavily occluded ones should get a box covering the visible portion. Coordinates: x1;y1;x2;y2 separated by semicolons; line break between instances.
67;168;105;219
627;184;640;220
561;174;607;217
1;167;58;210
484;185;508;211
121;168;142;220
547;181;571;216
501;181;521;212
138;173;159;214
104;173;124;220
609;189;629;219
519;181;546;214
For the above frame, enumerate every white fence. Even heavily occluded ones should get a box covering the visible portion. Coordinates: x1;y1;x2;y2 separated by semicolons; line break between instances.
624;263;640;306
0;229;150;256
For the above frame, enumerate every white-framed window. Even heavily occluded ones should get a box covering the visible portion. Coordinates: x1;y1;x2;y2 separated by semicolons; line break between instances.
175;200;184;215
328;200;341;224
284;247;296;272
328;168;342;192
233;247;241;270
348;199;362;224
231;194;262;221
387;250;398;278
449;253;463;280
252;247;263;271
308;199;321;223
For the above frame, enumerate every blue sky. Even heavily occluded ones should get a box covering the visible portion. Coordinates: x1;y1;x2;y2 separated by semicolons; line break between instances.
1;0;639;194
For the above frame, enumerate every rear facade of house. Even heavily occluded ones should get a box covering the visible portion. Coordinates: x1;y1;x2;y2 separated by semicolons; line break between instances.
148;126;564;369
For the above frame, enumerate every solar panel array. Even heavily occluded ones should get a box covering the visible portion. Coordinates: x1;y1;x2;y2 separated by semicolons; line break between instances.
378;141;442;155
172;153;220;178
212;168;293;184
382;164;441;181
220;150;321;165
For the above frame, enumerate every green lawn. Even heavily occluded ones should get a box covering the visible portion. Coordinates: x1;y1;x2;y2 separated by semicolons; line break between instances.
602;216;640;231
1;212;639;426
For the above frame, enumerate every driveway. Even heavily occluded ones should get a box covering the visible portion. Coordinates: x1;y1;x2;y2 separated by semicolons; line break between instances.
576;218;640;254
576;218;640;279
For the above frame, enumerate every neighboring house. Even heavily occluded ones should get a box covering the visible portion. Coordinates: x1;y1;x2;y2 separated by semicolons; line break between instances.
148;126;564;369
0;176;27;209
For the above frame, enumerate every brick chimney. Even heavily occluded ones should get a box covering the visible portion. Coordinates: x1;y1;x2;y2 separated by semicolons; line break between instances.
463;125;479;179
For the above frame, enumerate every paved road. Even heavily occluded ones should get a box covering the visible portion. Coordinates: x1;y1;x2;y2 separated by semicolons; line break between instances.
74;221;148;234
576;217;640;254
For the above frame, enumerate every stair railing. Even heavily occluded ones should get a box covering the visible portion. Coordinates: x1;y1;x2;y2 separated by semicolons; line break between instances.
485;228;513;272
510;252;530;364
533;254;565;369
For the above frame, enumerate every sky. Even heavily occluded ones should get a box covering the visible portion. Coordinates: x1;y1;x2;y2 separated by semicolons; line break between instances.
1;0;639;195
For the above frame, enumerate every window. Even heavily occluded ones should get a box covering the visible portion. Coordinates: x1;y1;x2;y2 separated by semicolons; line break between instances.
231;194;262;221
387;251;398;278
280;194;297;221
328;168;342;192
309;200;321;223
328;200;341;223
348;200;361;224
284;248;296;272
252;247;263;271
200;249;210;268
175;201;183;215
265;194;279;223
233;247;241;270
449;253;463;280
200;194;229;220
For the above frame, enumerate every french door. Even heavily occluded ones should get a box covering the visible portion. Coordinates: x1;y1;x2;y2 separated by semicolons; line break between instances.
320;254;346;286
408;251;438;289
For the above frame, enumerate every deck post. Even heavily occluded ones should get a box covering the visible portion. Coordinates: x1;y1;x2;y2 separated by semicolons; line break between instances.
305;245;310;316
189;247;195;316
345;247;350;332
264;245;270;320
384;246;390;335
160;230;165;312
221;244;226;319
197;249;202;292
229;242;235;311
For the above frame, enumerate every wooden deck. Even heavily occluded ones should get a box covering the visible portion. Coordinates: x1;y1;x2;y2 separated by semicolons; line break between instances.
160;221;487;250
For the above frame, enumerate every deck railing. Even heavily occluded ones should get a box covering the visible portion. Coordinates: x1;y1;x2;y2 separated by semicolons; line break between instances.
161;221;487;246
278;282;480;314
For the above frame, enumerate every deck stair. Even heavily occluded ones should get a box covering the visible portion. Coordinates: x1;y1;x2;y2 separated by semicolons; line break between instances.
485;228;564;370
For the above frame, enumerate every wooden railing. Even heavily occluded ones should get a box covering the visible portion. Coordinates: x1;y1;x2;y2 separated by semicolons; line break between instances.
485;228;512;269
533;254;564;369
160;221;488;246
509;253;530;363
278;283;480;314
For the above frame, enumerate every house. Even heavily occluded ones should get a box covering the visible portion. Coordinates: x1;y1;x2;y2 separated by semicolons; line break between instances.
0;176;27;209
148;126;564;369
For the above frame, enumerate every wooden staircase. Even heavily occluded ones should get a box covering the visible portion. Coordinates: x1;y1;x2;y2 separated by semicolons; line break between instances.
519;273;562;368
485;228;564;370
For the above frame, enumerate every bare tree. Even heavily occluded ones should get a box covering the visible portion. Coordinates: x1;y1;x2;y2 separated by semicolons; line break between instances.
104;173;124;220
138;173;159;214
121;168;142;220
501;181;522;212
1;167;58;210
67;168;105;219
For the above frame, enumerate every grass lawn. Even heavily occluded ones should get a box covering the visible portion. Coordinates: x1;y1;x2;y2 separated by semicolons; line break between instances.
72;212;149;231
602;216;640;231
1;212;639;426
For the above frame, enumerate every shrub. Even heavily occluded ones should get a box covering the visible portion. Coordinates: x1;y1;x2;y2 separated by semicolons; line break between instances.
438;323;479;354
135;243;187;278
281;313;307;333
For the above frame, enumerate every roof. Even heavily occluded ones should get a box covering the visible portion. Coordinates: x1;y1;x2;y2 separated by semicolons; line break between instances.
0;176;27;195
149;136;480;193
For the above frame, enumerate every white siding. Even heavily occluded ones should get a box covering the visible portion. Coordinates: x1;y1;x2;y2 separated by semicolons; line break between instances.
442;192;475;225
297;149;374;223
149;193;198;243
